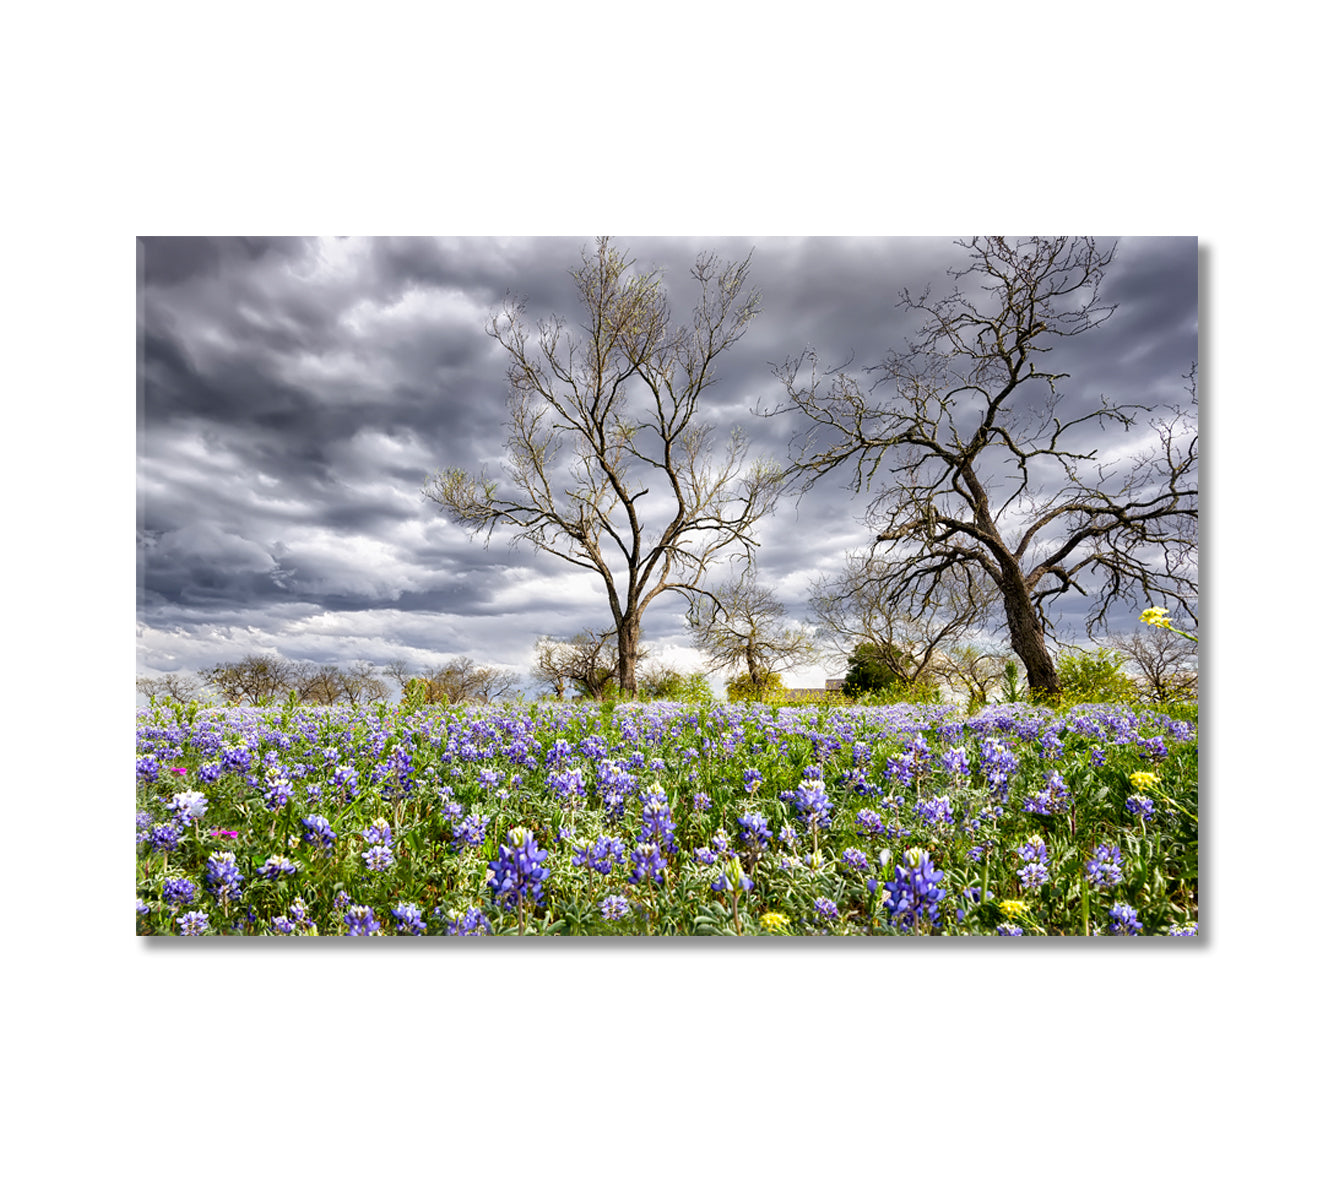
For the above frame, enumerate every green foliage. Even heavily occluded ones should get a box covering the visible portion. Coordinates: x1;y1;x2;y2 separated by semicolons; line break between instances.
725;669;785;702
847;678;942;706
841;643;908;700
639;668;715;704
1055;647;1139;707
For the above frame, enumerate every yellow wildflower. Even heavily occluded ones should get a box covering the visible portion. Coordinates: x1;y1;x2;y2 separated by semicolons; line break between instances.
1140;607;1172;629
1129;771;1160;791
998;899;1026;919
759;912;790;934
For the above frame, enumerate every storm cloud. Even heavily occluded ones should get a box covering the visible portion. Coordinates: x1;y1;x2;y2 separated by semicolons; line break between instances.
136;235;1198;696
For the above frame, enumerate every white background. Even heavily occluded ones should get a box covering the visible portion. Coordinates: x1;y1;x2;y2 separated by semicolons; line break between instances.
7;2;1324;1196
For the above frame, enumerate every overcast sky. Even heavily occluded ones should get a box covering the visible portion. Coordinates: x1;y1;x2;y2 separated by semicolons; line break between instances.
136;235;1197;697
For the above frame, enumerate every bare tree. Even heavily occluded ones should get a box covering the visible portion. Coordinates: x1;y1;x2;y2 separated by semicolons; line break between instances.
1102;624;1198;704
933;644;1011;709
408;656;521;705
688;575;818;694
137;671;204;704
773;237;1197;699
199;654;297;705
530;630;619;701
293;663;344;705
338;661;391;705
807;552;997;687
424;237;784;696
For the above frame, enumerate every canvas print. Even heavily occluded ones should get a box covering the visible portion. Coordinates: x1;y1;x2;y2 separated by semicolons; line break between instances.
136;236;1199;937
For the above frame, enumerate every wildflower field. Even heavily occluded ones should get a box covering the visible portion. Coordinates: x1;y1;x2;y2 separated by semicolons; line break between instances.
135;697;1198;937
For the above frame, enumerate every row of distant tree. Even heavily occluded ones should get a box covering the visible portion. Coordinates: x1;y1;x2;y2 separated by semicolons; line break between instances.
135;641;715;709
137;599;1195;710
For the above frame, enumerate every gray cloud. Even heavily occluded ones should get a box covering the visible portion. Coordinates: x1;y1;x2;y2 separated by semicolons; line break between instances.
137;235;1197;694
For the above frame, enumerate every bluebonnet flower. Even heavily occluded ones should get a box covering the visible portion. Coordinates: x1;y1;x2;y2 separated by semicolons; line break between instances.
362;817;394;846
601;894;631;922
980;738;1019;795
595;759;637;819
221;745;252;775
1018;861;1049;890
1125;793;1155;818
440;799;464;824
135;810;152;842
995;923;1025;936
914;794;955;827
813;897;838;923
578;734;609;761
390;903;427;935
694;846;718;866
1017;836;1048;864
940;745;969;776
165;790;210;823
446;906;492;936
841;768;882;798
453;812;490;849
1137;735;1168;761
176;910;209;936
205;851;244;902
546;765;586;801
573;835;626;876
841;847;871;873
488;827;551;909
737;811;772;851
640;792;677;854
1022;772;1070;815
882;847;947;931
691;792;712;812
741;767;763;795
147;822;182;854
1167;921;1198;936
270;915;296;935
301;814;337;851
477;768;503;790
1084;843;1124;888
333;889;352;910
344;905;382;936
263;769;293;812
362;845;395;872
257;855;300;881
288;898;315;931
882;757;915;788
710;855;753;894
1108;902;1142;935
791;777;833;830
331;763;359;798
628;841;668;886
162;877;196;908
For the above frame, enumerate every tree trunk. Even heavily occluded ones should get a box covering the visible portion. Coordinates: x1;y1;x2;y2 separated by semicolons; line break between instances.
616;622;640;698
998;570;1061;701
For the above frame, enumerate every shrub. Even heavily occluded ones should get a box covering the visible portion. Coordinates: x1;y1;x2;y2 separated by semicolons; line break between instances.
1055;648;1139;707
